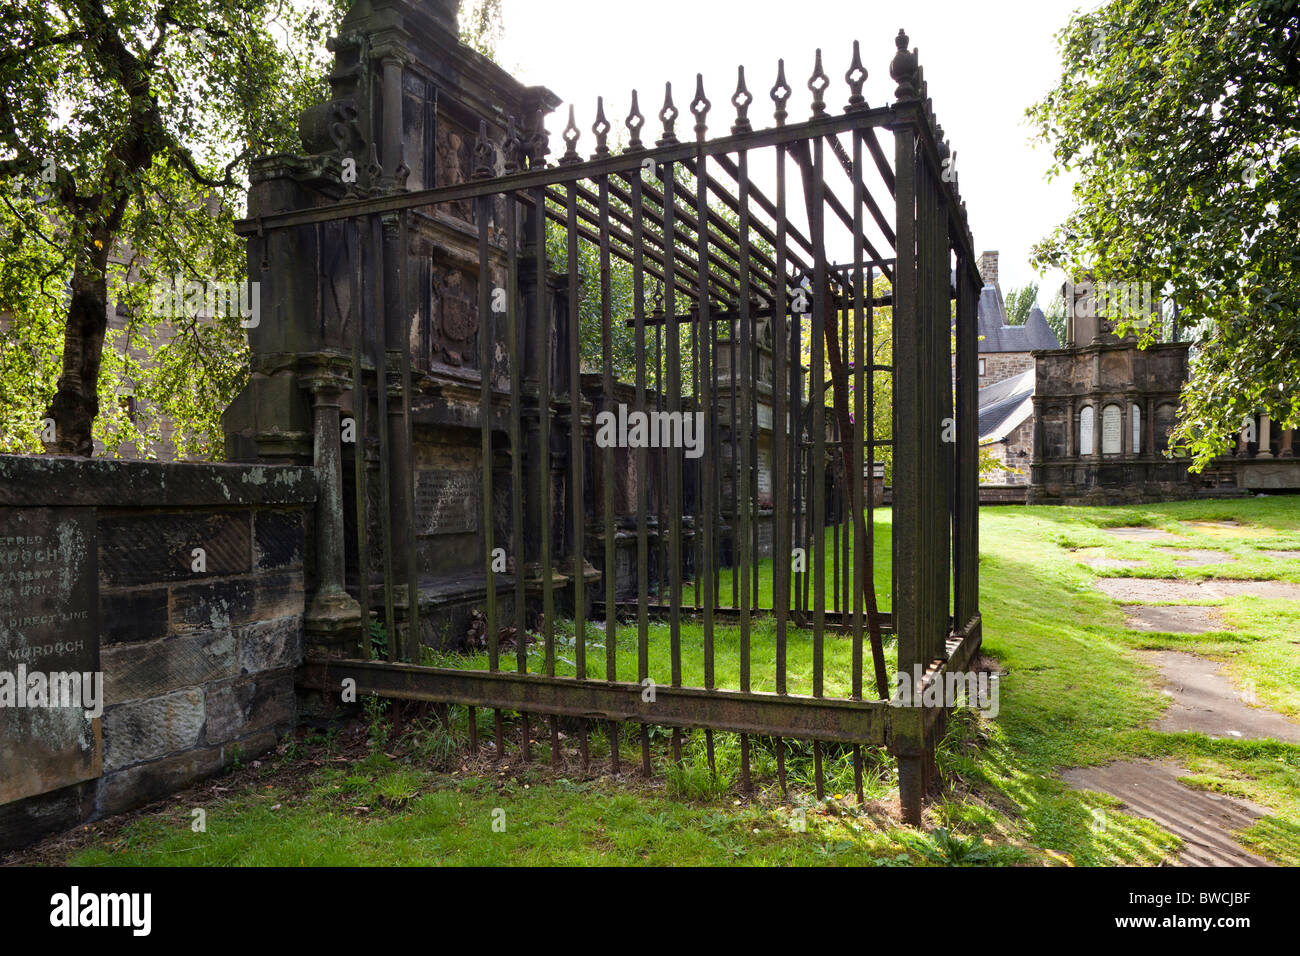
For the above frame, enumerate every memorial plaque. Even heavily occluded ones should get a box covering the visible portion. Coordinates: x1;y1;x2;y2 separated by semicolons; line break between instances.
0;507;101;804
414;469;480;535
1079;407;1095;455
1102;405;1123;455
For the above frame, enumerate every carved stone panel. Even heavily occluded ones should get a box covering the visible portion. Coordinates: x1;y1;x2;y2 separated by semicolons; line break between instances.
431;266;479;367
436;120;474;222
0;507;101;804
415;469;480;536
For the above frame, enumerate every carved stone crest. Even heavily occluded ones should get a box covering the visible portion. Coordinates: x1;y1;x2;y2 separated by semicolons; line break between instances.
432;266;477;366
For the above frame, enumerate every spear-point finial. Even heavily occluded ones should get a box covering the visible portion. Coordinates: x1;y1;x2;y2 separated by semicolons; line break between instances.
591;96;611;159
657;82;679;146
770;58;791;127
690;73;711;142
559;105;582;165
503;114;523;173
845;39;867;111
625;90;645;152
808;49;829;118
731;65;753;134
472;119;497;179
891;28;920;101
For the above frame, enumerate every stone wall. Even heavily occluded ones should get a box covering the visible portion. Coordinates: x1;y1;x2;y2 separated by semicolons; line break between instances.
981;416;1034;485
0;456;314;851
978;352;1033;387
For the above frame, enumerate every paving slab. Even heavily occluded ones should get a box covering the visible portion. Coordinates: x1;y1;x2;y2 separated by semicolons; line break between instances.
1104;527;1184;543
1140;650;1300;743
1121;605;1223;634
1086;557;1151;570
1095;577;1300;602
1061;760;1274;867
1259;549;1300;561
1183;520;1272;538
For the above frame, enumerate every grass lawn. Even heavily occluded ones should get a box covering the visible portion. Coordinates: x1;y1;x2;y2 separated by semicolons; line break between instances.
24;497;1300;867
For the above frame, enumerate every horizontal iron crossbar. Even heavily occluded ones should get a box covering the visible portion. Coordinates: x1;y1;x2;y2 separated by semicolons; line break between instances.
307;659;891;744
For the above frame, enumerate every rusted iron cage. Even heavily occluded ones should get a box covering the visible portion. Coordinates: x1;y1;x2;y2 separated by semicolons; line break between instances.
272;30;982;823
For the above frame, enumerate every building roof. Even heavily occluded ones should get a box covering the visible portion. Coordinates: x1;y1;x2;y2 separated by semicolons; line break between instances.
978;368;1036;444
976;287;1061;353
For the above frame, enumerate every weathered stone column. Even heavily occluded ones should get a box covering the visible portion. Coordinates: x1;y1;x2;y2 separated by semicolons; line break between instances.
302;363;362;646
1281;427;1294;459
1258;414;1273;458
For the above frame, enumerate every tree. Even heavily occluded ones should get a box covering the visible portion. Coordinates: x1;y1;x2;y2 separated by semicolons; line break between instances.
1028;0;1299;468
459;0;503;61
1004;283;1038;325
0;0;346;457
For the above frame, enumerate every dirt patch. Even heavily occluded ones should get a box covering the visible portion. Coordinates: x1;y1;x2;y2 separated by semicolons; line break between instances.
1140;650;1300;743
1095;578;1300;602
1182;520;1272;539
1104;527;1184;543
1154;547;1238;568
1061;760;1273;867
1121;605;1224;634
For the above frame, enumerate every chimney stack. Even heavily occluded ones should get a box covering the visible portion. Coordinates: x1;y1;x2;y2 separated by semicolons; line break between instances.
977;250;999;289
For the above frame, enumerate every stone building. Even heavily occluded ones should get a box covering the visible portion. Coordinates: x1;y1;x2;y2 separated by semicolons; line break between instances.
1028;279;1195;503
969;250;1059;486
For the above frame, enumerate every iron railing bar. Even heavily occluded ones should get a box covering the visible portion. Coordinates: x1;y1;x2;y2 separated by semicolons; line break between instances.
810;135;826;702
235;107;899;235
630;171;784;299
547;181;749;302
566;181;585;686
350;216;371;661
477;196;498;673
508;195;527;679
737;143;753;732
663;159;682;694
851;133;865;704
397;212;419;662
828;131;898;249
370;214;397;660
540;197;705;306
711;152;815;269
772;142;789;696
630;167;652;777
669;159;791;295
534;183;555;687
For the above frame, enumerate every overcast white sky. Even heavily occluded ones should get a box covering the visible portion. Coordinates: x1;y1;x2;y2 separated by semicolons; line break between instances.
493;0;1098;305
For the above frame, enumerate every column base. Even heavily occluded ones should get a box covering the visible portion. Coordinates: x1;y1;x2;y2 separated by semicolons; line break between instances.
305;589;363;651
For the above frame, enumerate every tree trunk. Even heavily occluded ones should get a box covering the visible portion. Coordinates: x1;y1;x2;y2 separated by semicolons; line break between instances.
44;243;110;456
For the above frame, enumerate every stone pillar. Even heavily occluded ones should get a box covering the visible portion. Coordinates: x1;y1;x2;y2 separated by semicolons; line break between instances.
1258;414;1273;458
1281;427;1294;459
302;366;362;646
1238;417;1251;457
